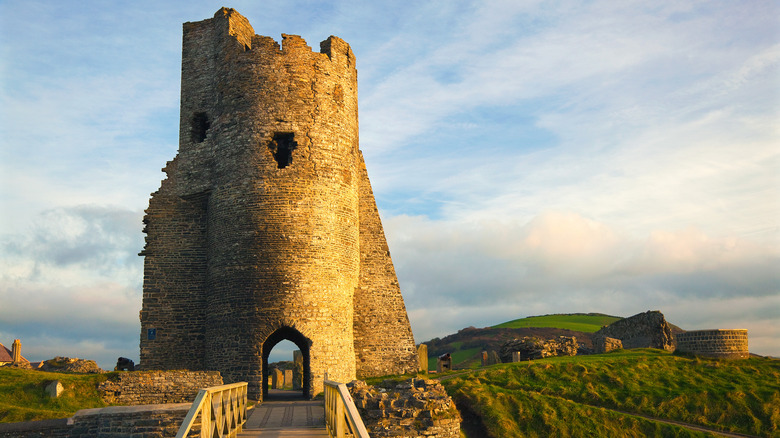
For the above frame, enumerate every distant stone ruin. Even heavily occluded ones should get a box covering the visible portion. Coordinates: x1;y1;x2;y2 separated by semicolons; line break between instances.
139;8;418;400
594;310;676;352
40;357;103;374
676;329;748;359
592;334;623;354
499;336;578;362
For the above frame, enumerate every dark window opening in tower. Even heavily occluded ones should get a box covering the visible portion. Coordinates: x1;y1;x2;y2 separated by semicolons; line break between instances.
191;112;210;143
269;133;297;169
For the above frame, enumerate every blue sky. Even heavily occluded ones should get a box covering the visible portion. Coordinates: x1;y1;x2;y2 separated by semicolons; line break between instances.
1;0;778;369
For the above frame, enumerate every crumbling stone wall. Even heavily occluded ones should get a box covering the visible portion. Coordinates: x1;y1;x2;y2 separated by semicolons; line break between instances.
348;379;461;438
499;336;578;362
675;329;748;359
0;404;197;438
139;7;417;400
592;334;623;354
595;310;676;352
98;371;222;405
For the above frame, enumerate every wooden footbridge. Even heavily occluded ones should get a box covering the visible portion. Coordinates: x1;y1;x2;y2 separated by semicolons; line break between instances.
175;380;368;438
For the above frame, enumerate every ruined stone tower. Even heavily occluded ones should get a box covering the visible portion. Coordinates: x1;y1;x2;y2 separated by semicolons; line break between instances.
139;8;418;399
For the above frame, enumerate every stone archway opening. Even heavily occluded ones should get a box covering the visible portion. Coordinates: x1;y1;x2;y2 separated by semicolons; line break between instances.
262;327;312;400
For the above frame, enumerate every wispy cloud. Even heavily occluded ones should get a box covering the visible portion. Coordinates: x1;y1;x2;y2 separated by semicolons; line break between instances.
1;206;143;368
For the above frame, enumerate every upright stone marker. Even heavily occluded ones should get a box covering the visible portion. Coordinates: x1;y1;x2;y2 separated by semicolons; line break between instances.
417;344;428;373
11;339;21;364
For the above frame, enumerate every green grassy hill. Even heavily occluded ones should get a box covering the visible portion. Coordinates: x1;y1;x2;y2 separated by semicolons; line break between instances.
0;367;110;422
493;313;621;332
442;349;780;437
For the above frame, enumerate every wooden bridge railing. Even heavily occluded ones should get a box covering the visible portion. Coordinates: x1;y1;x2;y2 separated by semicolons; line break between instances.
324;379;369;438
176;382;248;438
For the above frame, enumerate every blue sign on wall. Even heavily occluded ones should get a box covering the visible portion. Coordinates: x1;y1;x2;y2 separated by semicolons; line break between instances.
147;328;157;340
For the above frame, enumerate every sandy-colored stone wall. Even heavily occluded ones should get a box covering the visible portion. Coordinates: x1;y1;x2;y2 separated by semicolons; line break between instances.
675;329;748;359
98;371;222;405
140;8;417;400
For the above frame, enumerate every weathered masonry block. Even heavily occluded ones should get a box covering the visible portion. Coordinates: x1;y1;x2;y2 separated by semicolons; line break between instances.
139;8;418;400
675;329;749;359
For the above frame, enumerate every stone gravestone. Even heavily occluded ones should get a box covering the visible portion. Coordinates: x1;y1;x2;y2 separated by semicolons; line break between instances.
45;380;64;398
482;350;500;366
271;369;284;389
293;350;303;390
417;344;428;373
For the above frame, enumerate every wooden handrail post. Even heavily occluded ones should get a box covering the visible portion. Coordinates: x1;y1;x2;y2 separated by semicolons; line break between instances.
324;379;369;438
176;382;248;438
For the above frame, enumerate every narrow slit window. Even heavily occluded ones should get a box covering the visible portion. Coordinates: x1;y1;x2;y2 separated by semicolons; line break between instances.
269;133;297;168
191;112;210;143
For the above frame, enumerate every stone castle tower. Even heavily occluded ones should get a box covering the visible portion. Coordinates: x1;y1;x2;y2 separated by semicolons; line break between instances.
139;8;418;399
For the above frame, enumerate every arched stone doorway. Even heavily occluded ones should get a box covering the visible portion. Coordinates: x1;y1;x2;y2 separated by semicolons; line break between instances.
262;327;312;400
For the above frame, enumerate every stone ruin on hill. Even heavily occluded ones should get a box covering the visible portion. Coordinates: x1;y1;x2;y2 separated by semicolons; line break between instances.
594;310;676;352
499;336;578;362
138;8;418;400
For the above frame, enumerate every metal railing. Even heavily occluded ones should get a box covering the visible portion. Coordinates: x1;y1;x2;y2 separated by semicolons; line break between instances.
324;379;369;438
176;382;248;438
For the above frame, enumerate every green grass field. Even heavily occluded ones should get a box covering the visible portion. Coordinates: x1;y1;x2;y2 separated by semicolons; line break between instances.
492;313;621;332
0;368;110;423
443;349;780;437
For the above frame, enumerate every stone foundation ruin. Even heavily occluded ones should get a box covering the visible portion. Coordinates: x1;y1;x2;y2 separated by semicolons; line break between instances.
675;329;748;359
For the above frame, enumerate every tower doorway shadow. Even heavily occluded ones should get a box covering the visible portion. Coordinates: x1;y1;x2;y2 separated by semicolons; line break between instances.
262;327;312;400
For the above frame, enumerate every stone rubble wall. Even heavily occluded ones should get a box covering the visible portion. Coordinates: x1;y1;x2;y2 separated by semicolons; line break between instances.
592;334;623;354
675;329;748;359
595;310;676;352
0;404;198;438
348;379;461;438
97;371;222;405
40;356;104;374
499;336;578;362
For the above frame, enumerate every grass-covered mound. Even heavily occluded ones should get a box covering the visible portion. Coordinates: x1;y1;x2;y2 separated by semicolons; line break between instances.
0;367;111;423
442;349;780;437
493;313;621;332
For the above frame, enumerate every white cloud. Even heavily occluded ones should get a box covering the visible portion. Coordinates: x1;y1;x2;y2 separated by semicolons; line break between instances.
0;206;143;369
386;211;780;355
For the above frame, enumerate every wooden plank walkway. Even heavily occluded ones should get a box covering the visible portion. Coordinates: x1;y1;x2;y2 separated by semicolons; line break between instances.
238;391;326;438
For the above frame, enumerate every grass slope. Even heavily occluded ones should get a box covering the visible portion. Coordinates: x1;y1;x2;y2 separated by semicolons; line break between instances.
0;368;110;423
442;349;780;437
493;313;621;332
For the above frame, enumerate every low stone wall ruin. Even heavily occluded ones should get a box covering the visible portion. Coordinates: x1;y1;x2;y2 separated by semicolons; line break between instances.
98;370;222;405
592;334;623;353
675;329;748;359
348;378;461;438
499;336;578;362
0;404;196;438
